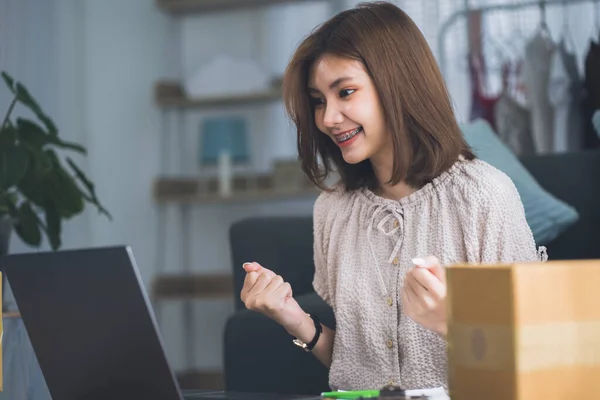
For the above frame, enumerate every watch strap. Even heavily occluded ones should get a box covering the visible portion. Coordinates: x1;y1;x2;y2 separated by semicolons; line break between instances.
293;314;322;352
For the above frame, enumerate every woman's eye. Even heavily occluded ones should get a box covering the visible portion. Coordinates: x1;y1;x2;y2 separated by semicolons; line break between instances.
339;89;355;98
310;97;325;107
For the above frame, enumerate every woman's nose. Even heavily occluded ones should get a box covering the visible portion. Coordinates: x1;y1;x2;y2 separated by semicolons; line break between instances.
322;103;344;128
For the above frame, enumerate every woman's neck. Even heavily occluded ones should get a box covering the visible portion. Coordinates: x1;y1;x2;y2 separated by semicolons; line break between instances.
373;180;417;201
370;155;417;201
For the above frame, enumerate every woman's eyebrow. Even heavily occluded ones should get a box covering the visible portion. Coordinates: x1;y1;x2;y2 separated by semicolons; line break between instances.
308;76;355;93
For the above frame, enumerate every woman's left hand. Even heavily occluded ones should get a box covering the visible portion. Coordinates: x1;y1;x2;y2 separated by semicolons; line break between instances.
401;255;447;337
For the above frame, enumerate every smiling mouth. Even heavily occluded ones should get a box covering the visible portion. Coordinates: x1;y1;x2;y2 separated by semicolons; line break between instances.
334;126;363;143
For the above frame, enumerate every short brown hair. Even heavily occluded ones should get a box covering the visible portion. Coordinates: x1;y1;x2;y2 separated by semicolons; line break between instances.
283;1;474;192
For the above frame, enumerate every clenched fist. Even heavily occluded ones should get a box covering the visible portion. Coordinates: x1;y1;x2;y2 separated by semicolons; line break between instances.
240;262;307;333
402;256;447;336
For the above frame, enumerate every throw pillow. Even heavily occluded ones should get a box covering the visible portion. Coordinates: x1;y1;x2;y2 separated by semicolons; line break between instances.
461;118;579;245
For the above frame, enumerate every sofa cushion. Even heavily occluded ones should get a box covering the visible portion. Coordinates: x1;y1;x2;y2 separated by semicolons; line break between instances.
461;119;579;245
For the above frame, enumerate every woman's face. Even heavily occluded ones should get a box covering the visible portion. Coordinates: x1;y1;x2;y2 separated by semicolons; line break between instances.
308;54;392;166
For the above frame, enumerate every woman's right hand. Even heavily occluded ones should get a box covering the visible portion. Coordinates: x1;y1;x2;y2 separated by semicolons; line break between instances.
240;262;307;333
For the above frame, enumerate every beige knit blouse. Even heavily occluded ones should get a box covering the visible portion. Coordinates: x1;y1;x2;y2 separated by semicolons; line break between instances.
312;157;546;391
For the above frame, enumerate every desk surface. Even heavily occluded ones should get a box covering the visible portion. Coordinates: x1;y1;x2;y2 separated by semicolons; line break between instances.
181;390;437;400
182;390;320;399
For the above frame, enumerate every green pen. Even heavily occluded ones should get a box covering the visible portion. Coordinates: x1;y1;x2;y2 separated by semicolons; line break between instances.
320;390;380;399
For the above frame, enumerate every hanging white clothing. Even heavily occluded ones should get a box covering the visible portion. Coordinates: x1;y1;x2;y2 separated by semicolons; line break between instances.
548;40;585;152
524;31;556;154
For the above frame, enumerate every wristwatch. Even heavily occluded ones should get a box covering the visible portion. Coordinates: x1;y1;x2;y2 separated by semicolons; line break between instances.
292;314;323;352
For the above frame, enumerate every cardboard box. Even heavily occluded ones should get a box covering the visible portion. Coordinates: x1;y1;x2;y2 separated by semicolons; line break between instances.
446;260;600;400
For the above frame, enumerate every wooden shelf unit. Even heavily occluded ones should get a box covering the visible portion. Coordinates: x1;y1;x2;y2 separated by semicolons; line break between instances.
154;81;282;109
153;174;319;205
152;0;336;390
153;178;319;205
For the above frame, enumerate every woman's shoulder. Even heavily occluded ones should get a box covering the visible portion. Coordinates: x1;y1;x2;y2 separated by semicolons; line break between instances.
449;158;521;209
313;182;365;223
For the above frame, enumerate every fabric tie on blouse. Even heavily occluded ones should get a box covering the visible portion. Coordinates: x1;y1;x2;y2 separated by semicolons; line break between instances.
366;203;405;296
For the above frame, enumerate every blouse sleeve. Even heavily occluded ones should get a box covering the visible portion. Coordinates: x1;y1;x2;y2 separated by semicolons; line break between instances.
477;177;545;264
312;192;334;307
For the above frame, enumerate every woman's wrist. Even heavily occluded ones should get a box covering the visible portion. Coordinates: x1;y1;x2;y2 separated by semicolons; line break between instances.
285;313;316;343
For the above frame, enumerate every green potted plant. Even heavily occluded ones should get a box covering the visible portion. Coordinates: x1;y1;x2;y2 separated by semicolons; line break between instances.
0;71;111;307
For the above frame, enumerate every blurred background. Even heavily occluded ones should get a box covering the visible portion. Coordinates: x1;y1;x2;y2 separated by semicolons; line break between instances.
1;0;599;396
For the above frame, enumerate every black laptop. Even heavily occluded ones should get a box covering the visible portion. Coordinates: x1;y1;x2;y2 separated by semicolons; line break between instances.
2;246;319;400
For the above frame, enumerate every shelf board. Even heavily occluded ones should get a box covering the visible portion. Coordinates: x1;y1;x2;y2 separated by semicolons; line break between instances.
156;187;319;205
152;273;234;299
156;0;309;14
154;81;282;109
153;176;319;205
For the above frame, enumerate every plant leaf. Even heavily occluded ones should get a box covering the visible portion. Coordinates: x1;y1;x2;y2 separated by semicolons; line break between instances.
16;149;82;217
0;142;30;189
0;122;17;147
25;146;53;177
14;82;58;136
44;202;61;250
15;83;43;115
16;118;48;147
13;202;42;247
52;138;86;153
16;155;51;208
44;151;84;218
16;118;86;153
67;157;112;219
1;71;15;94
0;191;17;214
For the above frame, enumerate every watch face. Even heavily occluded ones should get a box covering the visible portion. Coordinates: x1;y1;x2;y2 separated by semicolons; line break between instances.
292;339;307;349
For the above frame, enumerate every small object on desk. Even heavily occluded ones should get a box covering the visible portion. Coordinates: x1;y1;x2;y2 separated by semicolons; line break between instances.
320;390;380;399
321;385;447;399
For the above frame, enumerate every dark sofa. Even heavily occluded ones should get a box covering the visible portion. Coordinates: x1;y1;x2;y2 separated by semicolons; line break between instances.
223;150;600;396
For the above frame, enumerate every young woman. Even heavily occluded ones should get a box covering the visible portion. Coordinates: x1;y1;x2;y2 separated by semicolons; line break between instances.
240;1;545;392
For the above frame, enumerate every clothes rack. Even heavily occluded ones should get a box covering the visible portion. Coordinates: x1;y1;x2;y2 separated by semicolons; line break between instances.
437;0;600;79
